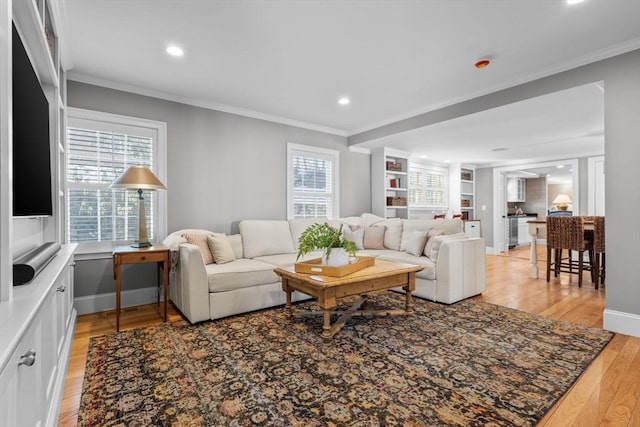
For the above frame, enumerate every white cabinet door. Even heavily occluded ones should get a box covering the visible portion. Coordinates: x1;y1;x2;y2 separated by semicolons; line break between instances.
507;178;526;202
6;321;45;427
464;221;481;238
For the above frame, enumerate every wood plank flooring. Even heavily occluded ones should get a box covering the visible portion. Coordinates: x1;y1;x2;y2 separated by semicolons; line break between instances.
59;248;640;426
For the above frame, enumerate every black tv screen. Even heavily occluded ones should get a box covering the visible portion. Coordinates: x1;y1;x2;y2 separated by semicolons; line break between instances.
12;23;53;217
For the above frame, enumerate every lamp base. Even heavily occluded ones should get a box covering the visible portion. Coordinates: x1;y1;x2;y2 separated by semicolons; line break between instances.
131;241;153;248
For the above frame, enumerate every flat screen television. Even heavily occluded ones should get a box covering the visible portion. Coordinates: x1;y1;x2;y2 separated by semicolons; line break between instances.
12;23;53;217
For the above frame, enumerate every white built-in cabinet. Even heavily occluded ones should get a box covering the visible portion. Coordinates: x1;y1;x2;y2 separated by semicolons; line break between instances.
0;0;73;425
371;148;410;219
0;245;76;427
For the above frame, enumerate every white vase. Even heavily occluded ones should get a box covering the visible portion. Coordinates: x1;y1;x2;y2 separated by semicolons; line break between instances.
322;247;349;266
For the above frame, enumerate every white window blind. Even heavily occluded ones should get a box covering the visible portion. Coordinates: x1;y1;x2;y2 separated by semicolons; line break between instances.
408;165;447;207
287;144;339;219
66;128;154;243
65;109;167;252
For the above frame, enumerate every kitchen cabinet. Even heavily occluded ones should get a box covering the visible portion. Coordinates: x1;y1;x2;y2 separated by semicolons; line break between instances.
507;178;526;202
517;216;535;245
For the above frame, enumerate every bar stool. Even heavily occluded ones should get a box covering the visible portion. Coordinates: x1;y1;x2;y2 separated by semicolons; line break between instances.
546;216;593;287
591;216;605;288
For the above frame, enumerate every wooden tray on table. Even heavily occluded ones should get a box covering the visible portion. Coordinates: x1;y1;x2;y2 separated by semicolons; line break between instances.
294;256;375;277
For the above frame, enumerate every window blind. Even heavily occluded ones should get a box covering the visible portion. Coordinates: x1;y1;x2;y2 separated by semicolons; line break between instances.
289;147;337;219
408;166;447;207
66;127;155;243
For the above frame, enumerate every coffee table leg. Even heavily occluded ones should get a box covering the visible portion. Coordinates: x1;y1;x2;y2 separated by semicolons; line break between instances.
405;289;414;313
321;309;332;340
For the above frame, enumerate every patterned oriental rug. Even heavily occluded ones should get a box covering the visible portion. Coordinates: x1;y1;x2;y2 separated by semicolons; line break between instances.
78;293;612;426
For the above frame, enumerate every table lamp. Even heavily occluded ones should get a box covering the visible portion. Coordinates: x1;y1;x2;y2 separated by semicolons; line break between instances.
552;194;572;211
109;165;167;248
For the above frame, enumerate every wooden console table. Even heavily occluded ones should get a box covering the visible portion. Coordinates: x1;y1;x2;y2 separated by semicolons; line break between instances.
112;245;170;331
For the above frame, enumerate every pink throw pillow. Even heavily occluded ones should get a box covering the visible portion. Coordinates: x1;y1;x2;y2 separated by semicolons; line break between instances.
423;229;444;257
364;226;386;249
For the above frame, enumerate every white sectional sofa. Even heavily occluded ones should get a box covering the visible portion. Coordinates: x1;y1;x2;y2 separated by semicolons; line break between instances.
162;214;486;324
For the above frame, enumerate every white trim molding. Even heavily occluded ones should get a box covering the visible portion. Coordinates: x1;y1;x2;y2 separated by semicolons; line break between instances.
74;286;160;315
68;72;348;137
603;309;640;338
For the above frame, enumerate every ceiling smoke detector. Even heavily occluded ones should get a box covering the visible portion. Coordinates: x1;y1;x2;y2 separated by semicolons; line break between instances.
474;59;491;69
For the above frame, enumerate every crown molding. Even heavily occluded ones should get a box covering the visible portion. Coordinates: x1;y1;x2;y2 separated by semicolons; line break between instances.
348;39;640;138
67;72;348;137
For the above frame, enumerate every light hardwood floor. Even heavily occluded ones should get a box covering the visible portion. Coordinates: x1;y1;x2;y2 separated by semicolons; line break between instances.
59;248;640;426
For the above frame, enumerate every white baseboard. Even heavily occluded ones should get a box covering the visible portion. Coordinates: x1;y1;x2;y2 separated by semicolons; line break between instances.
74;286;162;315
603;309;640;338
486;246;499;255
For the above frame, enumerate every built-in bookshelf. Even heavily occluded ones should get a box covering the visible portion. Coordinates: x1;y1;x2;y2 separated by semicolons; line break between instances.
460;167;475;220
372;148;410;219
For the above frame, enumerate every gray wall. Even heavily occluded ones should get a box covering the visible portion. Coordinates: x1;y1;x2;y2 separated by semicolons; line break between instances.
68;81;371;298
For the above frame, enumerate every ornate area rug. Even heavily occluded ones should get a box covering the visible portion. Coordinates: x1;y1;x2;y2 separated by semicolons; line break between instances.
78;293;612;426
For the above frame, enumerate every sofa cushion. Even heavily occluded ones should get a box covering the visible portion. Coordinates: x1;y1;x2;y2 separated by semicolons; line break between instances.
253;250;323;268
356;249;397;257
343;227;364;250
376;251;437;281
400;220;434;251
431;218;464;234
429;232;469;261
206;259;279;292
363;226;385;249
240;220;295;258
184;233;214;265
227;234;243;259
406;230;428;256
207;234;236;264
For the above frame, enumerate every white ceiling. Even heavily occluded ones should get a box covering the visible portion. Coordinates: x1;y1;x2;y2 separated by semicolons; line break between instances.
63;0;640;162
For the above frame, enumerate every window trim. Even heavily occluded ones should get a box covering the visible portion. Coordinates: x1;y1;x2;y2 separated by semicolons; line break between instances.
286;143;340;220
408;162;449;209
66;107;167;256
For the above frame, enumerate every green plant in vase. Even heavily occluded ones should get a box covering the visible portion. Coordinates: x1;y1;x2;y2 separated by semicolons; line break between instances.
296;223;357;266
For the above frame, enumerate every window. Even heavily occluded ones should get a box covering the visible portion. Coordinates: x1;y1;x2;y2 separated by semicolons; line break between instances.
287;143;339;219
66;108;167;253
408;164;447;207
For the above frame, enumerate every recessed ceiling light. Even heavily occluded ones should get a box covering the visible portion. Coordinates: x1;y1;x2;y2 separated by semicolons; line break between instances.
166;45;184;57
492;147;508;152
557;165;565;168
420;155;428;159
444;160;451;164
338;97;350;105
567;0;584;5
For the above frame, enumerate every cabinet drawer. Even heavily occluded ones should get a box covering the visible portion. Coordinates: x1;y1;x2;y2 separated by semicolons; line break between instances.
116;251;167;264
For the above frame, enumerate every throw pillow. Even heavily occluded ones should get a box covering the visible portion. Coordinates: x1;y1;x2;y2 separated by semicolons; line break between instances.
207;234;236;264
343;227;364;250
183;233;214;265
406;230;428;257
363;226;385;249
423;229;445;257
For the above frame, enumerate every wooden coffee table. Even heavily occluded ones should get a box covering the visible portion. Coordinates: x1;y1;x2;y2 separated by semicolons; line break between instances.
274;259;423;340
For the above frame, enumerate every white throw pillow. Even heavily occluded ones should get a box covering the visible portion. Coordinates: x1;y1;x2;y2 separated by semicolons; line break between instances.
406;230;428;257
207;234;236;264
343;227;364;250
